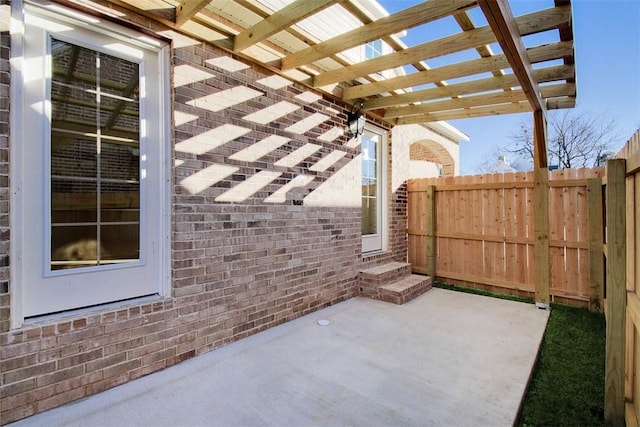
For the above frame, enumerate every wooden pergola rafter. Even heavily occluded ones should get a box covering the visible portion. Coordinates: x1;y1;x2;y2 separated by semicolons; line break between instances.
109;0;576;166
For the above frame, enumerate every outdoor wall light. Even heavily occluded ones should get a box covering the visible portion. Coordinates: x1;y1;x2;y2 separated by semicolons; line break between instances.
346;101;365;138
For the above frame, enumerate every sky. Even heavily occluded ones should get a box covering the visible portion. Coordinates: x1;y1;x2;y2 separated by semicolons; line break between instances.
377;0;640;175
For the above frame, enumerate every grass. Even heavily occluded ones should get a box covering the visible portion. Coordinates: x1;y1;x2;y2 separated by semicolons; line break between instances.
433;282;606;426
518;303;606;426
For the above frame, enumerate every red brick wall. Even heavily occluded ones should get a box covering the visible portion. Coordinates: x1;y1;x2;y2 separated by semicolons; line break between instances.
387;132;408;262
0;3;408;423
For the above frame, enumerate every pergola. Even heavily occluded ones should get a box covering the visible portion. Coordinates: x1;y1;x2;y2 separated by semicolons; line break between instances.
101;0;576;305
105;0;575;164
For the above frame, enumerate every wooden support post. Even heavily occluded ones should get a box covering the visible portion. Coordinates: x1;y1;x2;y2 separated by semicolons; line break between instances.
425;185;436;277
533;110;550;308
587;178;604;312
605;159;627;426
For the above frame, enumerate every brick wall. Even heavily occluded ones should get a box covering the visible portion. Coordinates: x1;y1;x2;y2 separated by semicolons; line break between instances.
0;4;407;423
386;131;408;263
410;139;455;177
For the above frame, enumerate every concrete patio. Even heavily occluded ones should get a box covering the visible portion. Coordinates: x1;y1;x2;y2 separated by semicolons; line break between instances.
8;288;549;427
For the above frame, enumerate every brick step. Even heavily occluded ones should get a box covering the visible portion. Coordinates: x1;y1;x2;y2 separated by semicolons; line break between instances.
379;274;433;305
359;262;412;288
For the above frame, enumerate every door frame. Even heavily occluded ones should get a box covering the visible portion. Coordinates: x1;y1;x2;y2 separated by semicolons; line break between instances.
361;124;388;254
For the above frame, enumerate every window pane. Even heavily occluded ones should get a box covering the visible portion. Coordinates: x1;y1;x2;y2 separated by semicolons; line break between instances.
100;142;139;182
362;197;377;235
51;225;98;270
51;133;98;179
52;41;97;133
365;39;382;60
361;134;378;236
101;178;140;262
50;38;140;271
101;224;140;262
99;52;140;136
51;177;97;224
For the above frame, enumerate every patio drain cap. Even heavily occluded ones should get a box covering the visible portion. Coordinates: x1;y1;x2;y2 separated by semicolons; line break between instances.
317;319;330;326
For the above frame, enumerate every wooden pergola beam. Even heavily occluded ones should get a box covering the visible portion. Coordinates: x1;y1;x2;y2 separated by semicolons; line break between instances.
547;97;575;110
234;0;340;52
314;26;493;88
386;90;529;119
233;0;367;85
340;1;434;78
478;0;546;113
346;40;573;102
363;64;574;111
281;0;476;70
384;83;574;119
176;0;211;26
316;5;570;90
453;10;508;88
366;74;517;111
396;102;532;124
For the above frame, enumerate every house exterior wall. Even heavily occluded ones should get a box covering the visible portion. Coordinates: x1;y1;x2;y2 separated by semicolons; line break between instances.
0;2;407;423
395;124;461;177
408;160;442;178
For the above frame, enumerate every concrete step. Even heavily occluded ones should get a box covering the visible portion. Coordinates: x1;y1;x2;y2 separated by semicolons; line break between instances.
379;274;433;305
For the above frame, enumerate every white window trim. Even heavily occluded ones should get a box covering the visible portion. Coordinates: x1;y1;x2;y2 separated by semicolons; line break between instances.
10;0;171;327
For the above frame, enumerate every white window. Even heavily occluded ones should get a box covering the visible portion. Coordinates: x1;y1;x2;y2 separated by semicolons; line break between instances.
12;2;170;322
365;40;383;60
361;126;388;253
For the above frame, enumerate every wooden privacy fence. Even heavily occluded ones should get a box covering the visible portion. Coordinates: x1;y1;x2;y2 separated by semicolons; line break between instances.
604;130;640;426
407;167;604;309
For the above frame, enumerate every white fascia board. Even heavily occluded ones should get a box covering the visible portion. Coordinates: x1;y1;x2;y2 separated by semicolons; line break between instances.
425;121;471;144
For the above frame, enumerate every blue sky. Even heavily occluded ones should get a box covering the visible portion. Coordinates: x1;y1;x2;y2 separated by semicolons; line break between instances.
377;0;640;174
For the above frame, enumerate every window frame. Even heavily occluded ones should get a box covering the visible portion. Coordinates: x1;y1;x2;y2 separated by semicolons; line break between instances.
10;1;171;327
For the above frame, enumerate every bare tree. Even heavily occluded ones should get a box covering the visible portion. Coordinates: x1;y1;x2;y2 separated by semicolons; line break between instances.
504;111;619;169
474;146;505;174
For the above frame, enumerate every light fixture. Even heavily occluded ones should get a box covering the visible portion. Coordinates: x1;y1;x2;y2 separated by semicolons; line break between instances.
346;101;365;138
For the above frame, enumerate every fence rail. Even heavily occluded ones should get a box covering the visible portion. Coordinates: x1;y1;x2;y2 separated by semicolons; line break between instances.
407;167;604;308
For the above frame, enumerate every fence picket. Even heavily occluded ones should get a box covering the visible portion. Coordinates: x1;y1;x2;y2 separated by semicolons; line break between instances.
564;169;577;296
576;168;590;299
470;174;483;278
513;172;529;288
549;169;565;296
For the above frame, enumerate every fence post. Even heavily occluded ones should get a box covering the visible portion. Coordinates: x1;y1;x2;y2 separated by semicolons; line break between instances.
587;178;604;312
605;159;626;426
533;111;550;308
425;185;436;278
